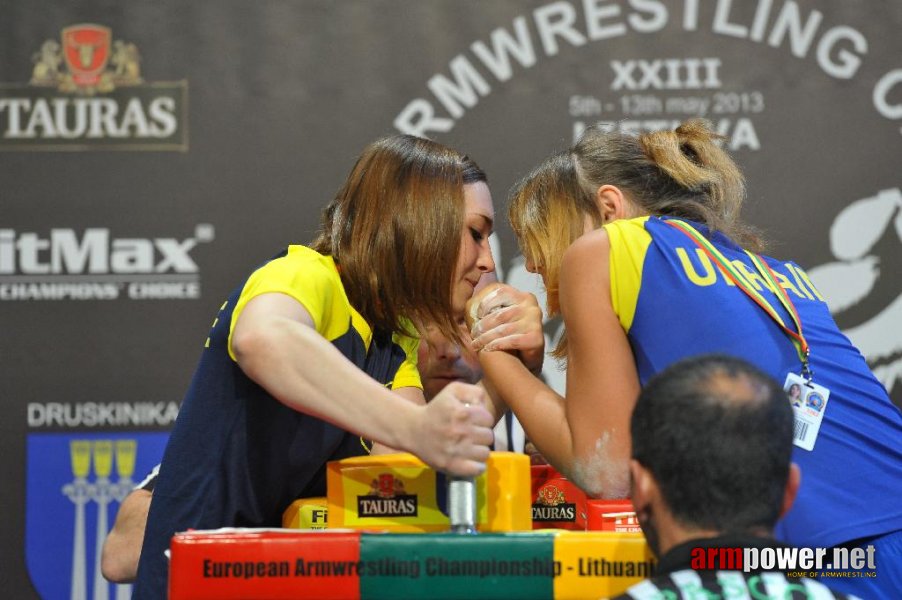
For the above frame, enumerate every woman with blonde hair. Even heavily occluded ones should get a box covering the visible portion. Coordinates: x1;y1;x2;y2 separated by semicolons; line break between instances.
470;120;901;598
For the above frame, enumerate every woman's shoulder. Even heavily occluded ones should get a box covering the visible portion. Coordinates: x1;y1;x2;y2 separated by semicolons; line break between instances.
563;215;652;268
283;244;332;265
261;245;341;281
565;226;612;266
242;245;347;307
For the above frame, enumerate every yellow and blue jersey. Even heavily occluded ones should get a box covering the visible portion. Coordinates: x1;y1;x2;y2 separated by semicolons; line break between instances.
226;245;421;389
135;246;421;599
607;216;902;549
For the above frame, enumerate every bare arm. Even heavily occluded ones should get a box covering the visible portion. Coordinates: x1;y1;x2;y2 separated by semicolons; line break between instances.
556;230;640;497
370;386;424;455
101;489;152;583
232;292;493;475
471;231;640;496
474;351;570;474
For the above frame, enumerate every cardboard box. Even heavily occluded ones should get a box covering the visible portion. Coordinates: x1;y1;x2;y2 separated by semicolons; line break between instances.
282;496;329;529
326;452;531;532
530;465;588;530
586;499;641;533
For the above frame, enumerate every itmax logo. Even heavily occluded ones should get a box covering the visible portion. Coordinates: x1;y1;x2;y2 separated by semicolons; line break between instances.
0;224;213;300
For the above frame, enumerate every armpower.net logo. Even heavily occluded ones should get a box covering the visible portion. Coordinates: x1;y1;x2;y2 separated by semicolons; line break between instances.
693;544;878;579
0;23;187;151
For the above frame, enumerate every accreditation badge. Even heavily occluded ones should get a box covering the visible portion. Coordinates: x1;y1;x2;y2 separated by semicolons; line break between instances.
783;373;830;451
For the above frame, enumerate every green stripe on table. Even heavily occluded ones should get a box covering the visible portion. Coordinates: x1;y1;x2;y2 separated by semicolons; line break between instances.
359;533;556;599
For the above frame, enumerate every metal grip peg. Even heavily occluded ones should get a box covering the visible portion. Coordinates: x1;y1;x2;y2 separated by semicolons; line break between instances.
448;476;477;534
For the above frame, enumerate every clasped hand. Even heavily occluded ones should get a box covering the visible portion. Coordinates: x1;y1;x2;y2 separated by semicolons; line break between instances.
413;382;495;477
465;283;545;374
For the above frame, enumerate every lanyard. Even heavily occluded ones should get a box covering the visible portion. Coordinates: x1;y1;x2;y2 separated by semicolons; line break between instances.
665;219;813;383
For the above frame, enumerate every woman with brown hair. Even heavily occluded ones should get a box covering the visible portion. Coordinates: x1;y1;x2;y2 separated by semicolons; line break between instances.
135;135;499;598
469;120;902;599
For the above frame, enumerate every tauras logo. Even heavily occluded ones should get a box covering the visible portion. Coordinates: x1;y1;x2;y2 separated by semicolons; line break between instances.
533;483;576;522
357;473;418;517
357;496;418;517
532;503;577;522
0;225;213;301
0;97;179;141
1;23;187;151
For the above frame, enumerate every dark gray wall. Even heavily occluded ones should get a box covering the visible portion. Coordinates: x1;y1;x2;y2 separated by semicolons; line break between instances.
3;2;900;597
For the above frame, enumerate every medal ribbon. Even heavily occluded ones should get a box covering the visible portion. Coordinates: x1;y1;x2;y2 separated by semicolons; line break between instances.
665;219;812;381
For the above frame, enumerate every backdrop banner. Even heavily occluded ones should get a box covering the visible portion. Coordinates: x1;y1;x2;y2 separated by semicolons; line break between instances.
2;2;900;597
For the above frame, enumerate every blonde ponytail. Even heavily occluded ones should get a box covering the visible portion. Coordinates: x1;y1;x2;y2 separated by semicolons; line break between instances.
573;119;765;252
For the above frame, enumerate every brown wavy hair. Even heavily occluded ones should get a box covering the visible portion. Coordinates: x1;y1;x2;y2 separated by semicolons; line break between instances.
311;135;486;346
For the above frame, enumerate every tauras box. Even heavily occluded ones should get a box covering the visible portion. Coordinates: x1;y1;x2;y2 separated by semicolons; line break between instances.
530;465;640;532
325;451;531;532
530;465;588;531
586;499;641;533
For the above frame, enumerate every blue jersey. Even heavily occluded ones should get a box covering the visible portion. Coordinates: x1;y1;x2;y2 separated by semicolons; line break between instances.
134;246;421;599
607;216;902;549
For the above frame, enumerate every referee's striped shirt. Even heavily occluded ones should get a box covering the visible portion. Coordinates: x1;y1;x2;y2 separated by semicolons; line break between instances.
616;569;859;599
